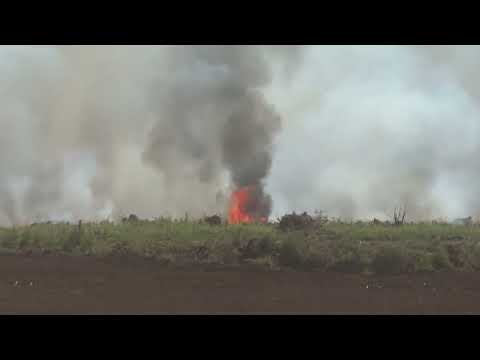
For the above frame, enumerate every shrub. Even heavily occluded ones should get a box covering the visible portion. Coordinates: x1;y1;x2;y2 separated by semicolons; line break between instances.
467;243;480;270
303;243;335;269
443;243;468;269
203;215;222;226
278;212;314;232
0;229;18;250
63;229;81;252
278;239;305;268
407;250;435;273
371;246;409;275
432;245;452;270
239;237;276;261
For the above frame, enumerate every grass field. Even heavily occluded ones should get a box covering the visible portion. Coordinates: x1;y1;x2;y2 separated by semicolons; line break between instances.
2;218;480;274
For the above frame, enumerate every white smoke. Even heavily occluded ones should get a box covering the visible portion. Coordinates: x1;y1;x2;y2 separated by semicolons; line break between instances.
266;45;480;220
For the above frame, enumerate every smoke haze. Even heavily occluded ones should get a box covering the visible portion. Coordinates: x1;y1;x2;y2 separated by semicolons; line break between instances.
1;45;480;225
266;45;480;220
0;45;294;224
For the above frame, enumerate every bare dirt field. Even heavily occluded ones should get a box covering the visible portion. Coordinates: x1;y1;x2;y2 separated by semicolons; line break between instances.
0;253;479;314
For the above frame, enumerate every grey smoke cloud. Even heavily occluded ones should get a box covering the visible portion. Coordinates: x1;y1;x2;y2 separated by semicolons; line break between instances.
143;46;286;219
0;45;296;224
2;45;480;225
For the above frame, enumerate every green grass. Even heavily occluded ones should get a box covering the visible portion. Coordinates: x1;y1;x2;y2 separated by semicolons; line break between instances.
2;220;480;274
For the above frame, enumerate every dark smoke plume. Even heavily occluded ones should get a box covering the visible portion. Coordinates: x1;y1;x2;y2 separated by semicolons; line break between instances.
143;46;288;218
0;45;300;225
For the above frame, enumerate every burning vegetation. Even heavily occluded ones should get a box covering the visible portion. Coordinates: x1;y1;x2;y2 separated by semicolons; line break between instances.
228;186;270;224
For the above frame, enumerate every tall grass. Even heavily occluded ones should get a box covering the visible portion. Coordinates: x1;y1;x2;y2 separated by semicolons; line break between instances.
2;220;480;273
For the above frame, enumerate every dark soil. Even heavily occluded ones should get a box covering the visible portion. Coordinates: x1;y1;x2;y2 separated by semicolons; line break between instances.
1;253;480;314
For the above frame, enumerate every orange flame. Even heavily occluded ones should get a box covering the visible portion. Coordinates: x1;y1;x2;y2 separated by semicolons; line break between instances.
228;186;268;224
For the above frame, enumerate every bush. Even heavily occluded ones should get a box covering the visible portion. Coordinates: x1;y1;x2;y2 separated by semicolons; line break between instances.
0;229;18;250
63;231;80;252
432;246;452;270
467;243;480;270
443;243;468;269
304;243;335;269
203;215;222;226
407;250;434;273
371;246;409;275
239;237;276;261
209;240;240;265
278;212;314;232
278;240;305;268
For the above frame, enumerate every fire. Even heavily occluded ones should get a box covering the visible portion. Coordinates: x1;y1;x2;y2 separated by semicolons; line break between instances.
228;186;268;224
229;187;254;224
